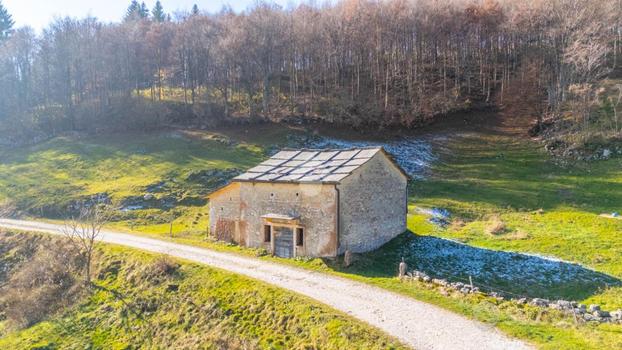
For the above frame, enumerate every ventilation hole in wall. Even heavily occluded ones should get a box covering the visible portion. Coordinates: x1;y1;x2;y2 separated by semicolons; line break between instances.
296;192;299;197
270;193;274;197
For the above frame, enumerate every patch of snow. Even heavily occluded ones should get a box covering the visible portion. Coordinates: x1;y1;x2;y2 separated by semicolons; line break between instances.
399;235;619;297
416;207;451;227
121;205;144;212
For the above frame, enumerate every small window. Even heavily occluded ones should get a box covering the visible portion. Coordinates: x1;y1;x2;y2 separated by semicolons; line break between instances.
296;228;304;246
263;225;272;242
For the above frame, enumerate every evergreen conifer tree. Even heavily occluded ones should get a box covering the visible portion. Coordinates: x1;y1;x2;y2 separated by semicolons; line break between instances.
0;1;15;41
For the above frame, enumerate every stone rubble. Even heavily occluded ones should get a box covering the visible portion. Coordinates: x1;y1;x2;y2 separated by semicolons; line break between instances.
403;269;622;324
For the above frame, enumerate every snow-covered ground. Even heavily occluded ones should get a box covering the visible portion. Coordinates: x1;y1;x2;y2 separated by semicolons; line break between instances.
397;234;619;298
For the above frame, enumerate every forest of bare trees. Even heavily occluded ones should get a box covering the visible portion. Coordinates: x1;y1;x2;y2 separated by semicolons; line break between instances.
0;0;620;143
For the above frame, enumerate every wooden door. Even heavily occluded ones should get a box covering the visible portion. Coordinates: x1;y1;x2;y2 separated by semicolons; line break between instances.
274;226;293;258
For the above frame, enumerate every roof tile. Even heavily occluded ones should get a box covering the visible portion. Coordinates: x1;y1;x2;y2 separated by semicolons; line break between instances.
233;147;396;184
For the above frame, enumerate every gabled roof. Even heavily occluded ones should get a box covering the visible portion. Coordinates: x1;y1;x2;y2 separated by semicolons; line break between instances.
231;147;408;184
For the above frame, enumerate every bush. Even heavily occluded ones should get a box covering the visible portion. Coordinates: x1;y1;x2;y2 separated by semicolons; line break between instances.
485;215;507;235
151;256;179;277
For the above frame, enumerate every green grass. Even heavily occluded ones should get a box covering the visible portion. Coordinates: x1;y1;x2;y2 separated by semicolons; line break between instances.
409;132;622;287
0;127;298;235
0;232;405;349
1;124;622;348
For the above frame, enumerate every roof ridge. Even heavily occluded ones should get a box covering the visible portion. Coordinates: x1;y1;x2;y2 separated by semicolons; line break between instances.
279;146;384;152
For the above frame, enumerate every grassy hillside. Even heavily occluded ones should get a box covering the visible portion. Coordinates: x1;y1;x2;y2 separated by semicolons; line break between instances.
0;126;303;236
0;231;404;349
408;132;622;303
0;120;621;348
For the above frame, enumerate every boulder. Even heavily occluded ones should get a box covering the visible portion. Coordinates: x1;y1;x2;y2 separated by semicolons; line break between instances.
530;298;550;307
610;310;622;321
588;304;601;313
603;149;611;159
573;307;586;315
551;300;573;310
432;278;448;286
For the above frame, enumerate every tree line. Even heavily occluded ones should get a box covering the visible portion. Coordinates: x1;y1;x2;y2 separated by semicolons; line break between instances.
0;0;620;143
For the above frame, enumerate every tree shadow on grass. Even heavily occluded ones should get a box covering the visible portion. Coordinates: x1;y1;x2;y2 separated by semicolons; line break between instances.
330;232;621;301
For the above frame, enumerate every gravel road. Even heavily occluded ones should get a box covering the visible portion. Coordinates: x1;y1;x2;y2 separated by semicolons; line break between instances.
0;218;532;350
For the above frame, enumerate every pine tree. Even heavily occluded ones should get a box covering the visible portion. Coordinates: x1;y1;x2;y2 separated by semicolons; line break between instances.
152;1;166;22
191;4;200;16
0;0;15;41
139;2;149;19
125;0;141;21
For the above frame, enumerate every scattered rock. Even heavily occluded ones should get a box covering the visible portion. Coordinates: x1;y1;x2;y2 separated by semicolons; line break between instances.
550;300;574;310
400;269;619;325
589;304;601;313
530;298;550;307
603;149;611;159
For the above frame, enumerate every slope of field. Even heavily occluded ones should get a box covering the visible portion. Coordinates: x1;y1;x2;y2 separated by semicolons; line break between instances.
0;231;405;349
0;117;621;349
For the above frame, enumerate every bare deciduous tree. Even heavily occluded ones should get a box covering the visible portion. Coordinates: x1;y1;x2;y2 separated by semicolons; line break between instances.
0;0;620;138
63;204;112;285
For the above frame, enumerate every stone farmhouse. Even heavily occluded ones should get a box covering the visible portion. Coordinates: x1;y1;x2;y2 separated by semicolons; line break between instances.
208;147;409;258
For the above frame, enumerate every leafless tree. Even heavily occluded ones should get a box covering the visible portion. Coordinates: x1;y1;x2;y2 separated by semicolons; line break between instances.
62;204;112;285
0;0;620;137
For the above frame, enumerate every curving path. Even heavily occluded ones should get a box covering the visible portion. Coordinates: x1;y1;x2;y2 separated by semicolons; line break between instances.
0;218;532;350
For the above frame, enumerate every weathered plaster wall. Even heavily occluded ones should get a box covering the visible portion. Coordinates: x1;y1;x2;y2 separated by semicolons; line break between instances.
208;182;243;243
210;182;338;257
337;153;407;254
239;182;338;257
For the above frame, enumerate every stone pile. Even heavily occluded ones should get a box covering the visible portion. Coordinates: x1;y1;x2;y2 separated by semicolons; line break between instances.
404;269;622;324
522;299;622;324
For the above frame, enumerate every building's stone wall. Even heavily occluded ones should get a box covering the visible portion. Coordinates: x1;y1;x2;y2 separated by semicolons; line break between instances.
210;182;339;257
239;182;338;257
208;182;243;243
336;153;408;254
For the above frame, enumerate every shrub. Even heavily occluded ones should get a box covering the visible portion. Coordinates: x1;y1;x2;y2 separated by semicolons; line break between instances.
151;255;179;277
485;215;507;235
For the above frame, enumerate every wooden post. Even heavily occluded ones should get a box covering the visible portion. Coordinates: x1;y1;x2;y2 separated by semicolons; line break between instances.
169;222;173;238
344;249;352;268
270;225;275;256
469;275;474;290
292;226;297;258
398;257;407;280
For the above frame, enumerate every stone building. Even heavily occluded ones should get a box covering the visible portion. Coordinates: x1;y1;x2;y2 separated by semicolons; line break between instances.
208;147;409;258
